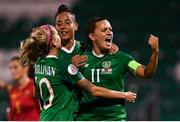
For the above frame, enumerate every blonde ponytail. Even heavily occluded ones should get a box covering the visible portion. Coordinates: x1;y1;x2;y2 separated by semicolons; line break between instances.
20;28;49;65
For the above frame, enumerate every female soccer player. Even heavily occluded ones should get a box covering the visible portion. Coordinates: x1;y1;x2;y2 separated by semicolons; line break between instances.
55;4;118;68
76;17;159;121
20;25;137;121
0;56;40;121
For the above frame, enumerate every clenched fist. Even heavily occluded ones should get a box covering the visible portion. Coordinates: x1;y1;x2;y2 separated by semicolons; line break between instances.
148;34;159;52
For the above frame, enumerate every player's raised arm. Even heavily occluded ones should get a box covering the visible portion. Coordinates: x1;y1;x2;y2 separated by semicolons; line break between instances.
135;34;159;78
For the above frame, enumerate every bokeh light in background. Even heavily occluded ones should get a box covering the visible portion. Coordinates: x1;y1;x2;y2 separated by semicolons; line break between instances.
0;0;179;120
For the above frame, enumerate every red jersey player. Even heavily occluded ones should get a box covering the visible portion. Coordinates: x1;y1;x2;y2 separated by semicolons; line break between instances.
0;56;40;121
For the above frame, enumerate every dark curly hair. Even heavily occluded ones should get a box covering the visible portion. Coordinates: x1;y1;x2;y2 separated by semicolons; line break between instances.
55;4;76;22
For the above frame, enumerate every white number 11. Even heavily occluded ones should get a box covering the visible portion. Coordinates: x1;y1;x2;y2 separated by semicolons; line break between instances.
91;69;100;83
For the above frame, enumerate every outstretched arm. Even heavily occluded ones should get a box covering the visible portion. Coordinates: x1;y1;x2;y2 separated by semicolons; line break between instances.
135;34;159;78
77;78;137;103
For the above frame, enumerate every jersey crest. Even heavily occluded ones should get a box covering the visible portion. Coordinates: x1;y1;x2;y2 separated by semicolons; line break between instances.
101;61;112;74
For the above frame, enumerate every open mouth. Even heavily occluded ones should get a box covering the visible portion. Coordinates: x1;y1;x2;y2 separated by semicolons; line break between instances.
60;31;68;35
105;38;112;42
104;38;112;48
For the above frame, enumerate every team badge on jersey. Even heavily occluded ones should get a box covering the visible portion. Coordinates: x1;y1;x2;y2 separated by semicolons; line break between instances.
101;61;112;74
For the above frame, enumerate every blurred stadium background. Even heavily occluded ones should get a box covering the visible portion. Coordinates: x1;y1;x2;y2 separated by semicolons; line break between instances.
0;0;179;120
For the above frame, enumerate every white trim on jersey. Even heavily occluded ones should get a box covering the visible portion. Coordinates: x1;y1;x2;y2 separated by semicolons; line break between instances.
92;50;104;58
61;40;76;53
46;55;58;59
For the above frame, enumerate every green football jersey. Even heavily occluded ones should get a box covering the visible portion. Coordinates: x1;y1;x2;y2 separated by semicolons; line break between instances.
57;40;83;116
76;51;141;121
35;55;83;120
57;41;82;72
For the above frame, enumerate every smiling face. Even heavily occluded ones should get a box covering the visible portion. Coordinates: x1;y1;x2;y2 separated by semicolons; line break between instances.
55;12;78;46
89;20;113;53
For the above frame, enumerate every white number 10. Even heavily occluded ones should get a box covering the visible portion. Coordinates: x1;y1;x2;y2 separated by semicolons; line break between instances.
39;78;54;110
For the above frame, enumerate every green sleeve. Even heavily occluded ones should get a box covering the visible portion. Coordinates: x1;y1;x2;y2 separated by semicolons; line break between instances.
68;71;85;84
66;64;85;84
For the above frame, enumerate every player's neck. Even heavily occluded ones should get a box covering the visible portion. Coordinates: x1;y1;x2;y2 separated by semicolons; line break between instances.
18;75;30;89
93;45;103;55
63;39;75;51
48;48;59;57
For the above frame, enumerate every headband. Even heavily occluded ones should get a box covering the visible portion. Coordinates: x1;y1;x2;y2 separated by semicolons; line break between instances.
40;25;51;45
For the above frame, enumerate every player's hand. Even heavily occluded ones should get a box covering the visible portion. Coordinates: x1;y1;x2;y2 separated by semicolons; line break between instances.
124;91;137;103
109;43;119;55
71;55;87;68
0;80;6;89
148;34;159;52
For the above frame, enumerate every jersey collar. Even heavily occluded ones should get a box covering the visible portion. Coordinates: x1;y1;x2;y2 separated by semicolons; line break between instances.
61;40;76;53
46;55;58;59
92;50;104;58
